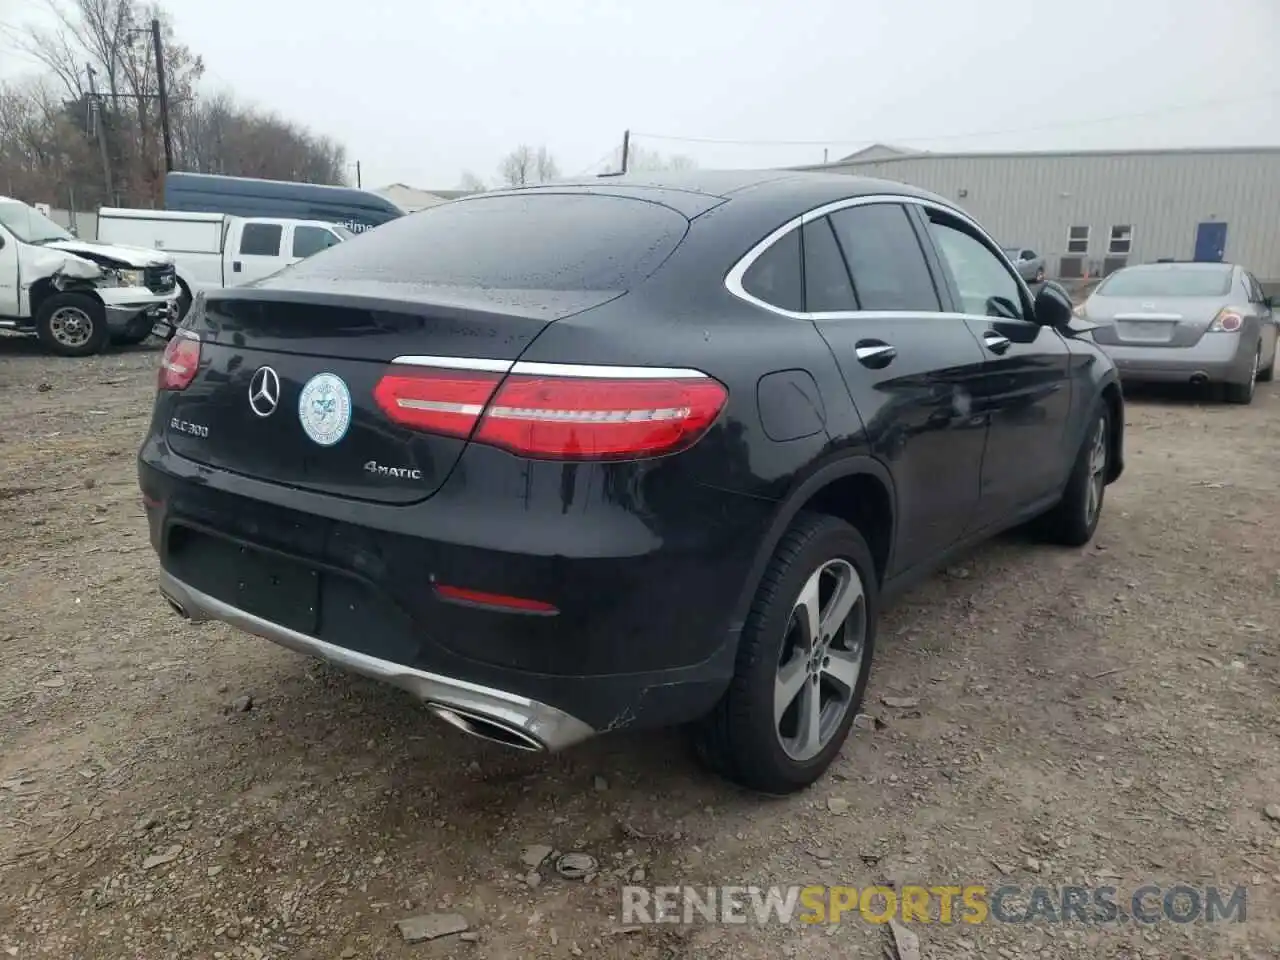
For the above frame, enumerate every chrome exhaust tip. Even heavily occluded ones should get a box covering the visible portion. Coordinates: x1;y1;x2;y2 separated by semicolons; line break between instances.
163;595;188;618
1189;372;1209;385
428;704;544;752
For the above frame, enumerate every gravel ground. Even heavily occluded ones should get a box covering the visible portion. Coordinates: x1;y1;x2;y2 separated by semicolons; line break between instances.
2;336;1279;960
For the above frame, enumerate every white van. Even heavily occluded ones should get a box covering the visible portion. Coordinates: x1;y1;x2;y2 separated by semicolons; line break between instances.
96;208;353;316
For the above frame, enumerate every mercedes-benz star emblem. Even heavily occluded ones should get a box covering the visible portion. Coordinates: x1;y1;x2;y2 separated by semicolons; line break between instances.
248;366;281;418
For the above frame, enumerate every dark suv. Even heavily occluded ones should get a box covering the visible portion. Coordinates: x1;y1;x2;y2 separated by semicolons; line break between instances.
139;171;1124;794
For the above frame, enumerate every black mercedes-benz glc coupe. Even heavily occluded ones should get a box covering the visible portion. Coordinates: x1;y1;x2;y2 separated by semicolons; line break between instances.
139;170;1123;794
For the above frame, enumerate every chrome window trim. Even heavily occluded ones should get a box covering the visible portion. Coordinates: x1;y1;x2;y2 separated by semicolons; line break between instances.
390;355;710;380
723;192;1032;321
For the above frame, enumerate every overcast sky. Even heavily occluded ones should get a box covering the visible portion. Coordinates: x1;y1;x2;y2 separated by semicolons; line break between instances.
2;0;1277;190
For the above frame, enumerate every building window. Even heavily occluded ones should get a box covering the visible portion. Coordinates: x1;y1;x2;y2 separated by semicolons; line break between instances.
1066;226;1090;255
1108;225;1133;255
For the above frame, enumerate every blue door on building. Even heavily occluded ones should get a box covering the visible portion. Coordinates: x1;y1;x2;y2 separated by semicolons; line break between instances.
1193;221;1228;262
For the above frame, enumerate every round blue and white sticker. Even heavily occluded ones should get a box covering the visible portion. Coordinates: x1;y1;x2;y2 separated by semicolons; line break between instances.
297;372;352;447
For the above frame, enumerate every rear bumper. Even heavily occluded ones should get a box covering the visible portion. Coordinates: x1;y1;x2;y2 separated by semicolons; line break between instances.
1101;334;1254;384
158;569;596;751
137;440;771;744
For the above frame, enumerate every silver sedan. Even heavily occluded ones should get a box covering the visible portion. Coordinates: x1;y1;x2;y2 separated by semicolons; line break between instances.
1002;246;1046;284
1077;261;1278;404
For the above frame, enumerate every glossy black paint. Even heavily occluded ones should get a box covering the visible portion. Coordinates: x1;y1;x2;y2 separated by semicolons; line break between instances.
139;170;1124;734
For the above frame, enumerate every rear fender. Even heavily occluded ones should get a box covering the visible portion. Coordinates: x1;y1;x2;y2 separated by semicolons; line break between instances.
725;453;897;638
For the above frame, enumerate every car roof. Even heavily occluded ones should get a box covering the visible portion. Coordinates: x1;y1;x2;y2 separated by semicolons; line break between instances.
1123;261;1237;272
482;170;955;219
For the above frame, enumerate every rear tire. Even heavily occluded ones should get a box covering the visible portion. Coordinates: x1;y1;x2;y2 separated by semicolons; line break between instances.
35;293;109;357
1257;344;1274;383
1036;403;1110;547
691;512;877;795
1224;345;1259;404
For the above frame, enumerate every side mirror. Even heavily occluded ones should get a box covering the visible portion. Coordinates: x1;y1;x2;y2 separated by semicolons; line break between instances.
1033;280;1074;328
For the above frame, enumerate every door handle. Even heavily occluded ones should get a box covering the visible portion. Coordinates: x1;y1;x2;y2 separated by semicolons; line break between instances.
982;331;1011;354
232;261;242;273
854;341;896;368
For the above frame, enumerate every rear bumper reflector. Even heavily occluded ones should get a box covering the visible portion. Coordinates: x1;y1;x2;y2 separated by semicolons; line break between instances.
433;583;559;616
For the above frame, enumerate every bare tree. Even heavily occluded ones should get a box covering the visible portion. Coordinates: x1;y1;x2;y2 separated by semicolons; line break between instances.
457;170;487;192
0;0;347;208
497;144;534;187
497;144;560;187
616;144;697;173
534;146;559;183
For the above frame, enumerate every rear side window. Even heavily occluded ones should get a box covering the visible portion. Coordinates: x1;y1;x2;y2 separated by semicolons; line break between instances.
292;225;340;259
742;227;803;312
240;223;282;257
803;219;857;312
828;204;941;312
284;193;688;292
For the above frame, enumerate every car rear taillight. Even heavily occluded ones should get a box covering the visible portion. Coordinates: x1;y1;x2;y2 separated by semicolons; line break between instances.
158;333;201;391
372;364;728;460
1208;308;1245;333
373;368;502;435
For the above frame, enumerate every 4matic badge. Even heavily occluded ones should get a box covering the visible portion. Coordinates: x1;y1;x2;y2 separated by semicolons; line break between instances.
364;460;423;480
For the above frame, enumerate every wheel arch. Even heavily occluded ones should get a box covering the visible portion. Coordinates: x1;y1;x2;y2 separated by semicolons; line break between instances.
1099;374;1124;483
29;279;104;320
728;454;897;636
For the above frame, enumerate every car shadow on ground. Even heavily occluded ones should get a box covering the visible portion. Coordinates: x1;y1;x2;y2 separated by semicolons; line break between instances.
1119;381;1257;406
205;516;1055;826
0;333;165;358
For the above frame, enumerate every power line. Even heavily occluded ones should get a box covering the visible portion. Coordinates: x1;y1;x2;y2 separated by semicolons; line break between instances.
631;90;1280;150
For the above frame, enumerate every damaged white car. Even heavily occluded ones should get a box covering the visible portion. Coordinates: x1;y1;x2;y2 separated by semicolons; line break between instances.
0;196;181;357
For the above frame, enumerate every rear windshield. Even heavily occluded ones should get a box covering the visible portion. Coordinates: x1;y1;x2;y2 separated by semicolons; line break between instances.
282;192;688;292
1095;267;1232;297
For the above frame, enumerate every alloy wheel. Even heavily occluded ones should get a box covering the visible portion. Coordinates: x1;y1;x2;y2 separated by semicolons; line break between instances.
774;558;866;762
48;307;95;349
1085;416;1107;525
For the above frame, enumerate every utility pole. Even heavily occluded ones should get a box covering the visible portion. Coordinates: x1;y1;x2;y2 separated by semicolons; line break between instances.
620;130;630;174
86;64;114;200
356;160;362;188
151;18;174;173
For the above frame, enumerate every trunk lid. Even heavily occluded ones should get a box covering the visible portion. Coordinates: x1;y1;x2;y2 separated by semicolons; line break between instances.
1084;295;1223;348
166;281;618;504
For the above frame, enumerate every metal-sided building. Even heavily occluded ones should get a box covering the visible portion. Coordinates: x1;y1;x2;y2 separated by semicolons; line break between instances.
798;145;1280;285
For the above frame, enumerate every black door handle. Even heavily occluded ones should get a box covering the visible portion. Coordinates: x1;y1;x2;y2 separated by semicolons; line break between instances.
982;330;1011;354
232;261;242;273
854;339;896;369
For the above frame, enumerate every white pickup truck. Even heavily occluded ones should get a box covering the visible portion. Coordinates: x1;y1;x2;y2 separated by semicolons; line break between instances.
96;208;352;318
0;196;180;356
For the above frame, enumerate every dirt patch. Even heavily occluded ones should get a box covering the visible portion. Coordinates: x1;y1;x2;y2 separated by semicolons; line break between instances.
2;336;1278;959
